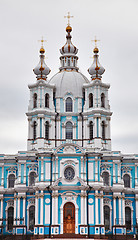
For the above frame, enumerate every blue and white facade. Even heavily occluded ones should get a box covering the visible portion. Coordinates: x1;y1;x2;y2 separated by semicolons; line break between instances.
0;24;138;237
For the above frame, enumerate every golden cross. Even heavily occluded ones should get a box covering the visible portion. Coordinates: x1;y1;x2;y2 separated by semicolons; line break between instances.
38;36;46;47
64;12;73;26
91;36;100;48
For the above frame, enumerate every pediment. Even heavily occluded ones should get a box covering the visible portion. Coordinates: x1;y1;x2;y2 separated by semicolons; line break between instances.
55;143;84;155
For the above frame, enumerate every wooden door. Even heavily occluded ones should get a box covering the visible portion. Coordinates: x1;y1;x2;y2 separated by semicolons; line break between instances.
63;202;75;234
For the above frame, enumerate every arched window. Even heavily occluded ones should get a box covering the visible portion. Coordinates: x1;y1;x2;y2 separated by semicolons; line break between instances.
8;174;15;188
33;121;37;140
89;93;93;108
104;205;110;230
89;121;93;140
101;93;105;107
102;121;105;140
125;207;131;230
45;121;49;140
123;174;130;188
8;207;14;230
66;97;72;112
66;122;73;139
29;172;36;186
33;93;37;108
102;172;109;186
29;205;35;230
83;89;85;101
45;93;49;108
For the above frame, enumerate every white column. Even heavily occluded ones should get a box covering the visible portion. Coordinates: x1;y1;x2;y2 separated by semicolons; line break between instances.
35;191;38;225
14;194;17;226
75;208;78;233
136;195;138;224
95;158;98;182
52;195;55;225
40;191;44;225
60;209;63;234
113;162;116;184
95;191;98;224
0;197;3;225
118;196;121;224
17;197;20;225
122;194;125;225
24;163;26;184
41;159;44;181
113;196;116;225
81;193;84;224
100;192;104;225
1;166;4;186
84;195;87;225
55;194;58;225
23;196;26;225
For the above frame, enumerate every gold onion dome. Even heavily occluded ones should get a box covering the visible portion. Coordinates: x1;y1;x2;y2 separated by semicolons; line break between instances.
60;25;78;55
33;46;51;80
88;47;105;80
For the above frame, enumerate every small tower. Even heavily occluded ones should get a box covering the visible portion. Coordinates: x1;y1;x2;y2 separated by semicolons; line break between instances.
26;40;55;151
83;39;112;150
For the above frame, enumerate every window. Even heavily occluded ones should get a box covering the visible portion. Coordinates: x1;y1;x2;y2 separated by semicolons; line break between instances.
66;97;72;112
68;58;70;66
123;174;130;188
29;206;35;230
45;121;49;140
101;93;105;107
102;172;109;186
104;205;110;230
29;172;36;186
125;207;131;230
8;174;15;188
33;121;37;140
89;93;93;108
83;89;85;101
8;207;14;230
89;121;93;140
66;122;73;139
33;93;37;108
45;93;49;108
102;121;105;140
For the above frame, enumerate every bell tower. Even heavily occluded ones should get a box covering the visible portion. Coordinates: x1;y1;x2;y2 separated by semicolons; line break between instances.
83;39;112;150
26;40;55;151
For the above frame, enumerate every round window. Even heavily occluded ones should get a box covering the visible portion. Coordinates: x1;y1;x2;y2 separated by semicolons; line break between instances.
64;167;75;180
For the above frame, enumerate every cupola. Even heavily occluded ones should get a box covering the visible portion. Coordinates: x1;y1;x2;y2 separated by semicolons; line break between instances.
33;39;51;80
59;12;79;71
88;38;105;80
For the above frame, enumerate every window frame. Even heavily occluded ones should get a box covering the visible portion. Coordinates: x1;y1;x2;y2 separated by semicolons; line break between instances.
33;93;37;108
65;121;73;140
8;174;15;188
89;121;93;140
89;93;93;108
101;93;105;108
45;93;49;108
65;97;73;112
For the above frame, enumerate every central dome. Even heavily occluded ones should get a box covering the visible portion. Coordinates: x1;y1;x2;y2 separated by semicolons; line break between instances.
49;70;89;98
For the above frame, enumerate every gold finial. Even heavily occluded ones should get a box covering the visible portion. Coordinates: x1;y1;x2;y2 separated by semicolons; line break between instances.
91;36;100;48
38;36;46;53
64;12;73;26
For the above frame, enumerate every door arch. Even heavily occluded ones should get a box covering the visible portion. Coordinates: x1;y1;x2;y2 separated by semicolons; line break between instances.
63;202;75;234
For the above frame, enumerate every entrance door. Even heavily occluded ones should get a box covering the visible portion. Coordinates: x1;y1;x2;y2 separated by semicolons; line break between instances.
63;202;75;234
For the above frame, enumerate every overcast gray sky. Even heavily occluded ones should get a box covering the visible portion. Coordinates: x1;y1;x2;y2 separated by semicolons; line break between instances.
0;0;138;154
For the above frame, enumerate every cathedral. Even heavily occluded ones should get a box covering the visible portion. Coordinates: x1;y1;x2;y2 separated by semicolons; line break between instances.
0;16;138;239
